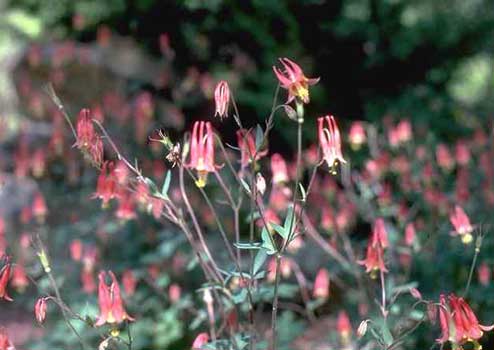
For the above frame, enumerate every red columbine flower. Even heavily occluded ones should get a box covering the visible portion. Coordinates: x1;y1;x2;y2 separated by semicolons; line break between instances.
186;121;219;188
437;294;494;347
93;162;117;208
76;108;96;149
318;115;346;173
348;121;366;150
237;129;267;168
35;297;48;324
32;192;48;223
371;218;389;249
95;271;134;326
214;80;230;119
271;153;289;185
313;268;330;299
192;332;209;349
449;205;474;244
0;262;13;301
273;58;319;104
478;263;490;286
358;242;387;277
0;327;15;350
337;310;352;342
405;223;416;247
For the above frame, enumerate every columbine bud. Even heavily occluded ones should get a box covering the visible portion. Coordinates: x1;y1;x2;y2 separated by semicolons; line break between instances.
256;173;266;196
35;297;48;324
214;81;230;119
357;320;369;337
410;287;422;300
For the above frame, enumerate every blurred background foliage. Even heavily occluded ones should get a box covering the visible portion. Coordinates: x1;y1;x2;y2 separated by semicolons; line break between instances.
4;0;494;143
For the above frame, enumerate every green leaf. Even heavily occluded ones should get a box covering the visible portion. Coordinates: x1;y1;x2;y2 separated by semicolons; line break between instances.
270;223;287;239
253;249;267;276
161;170;172;199
261;228;277;254
232;288;248;304
381;323;394;346
283;205;295;238
234;242;262;250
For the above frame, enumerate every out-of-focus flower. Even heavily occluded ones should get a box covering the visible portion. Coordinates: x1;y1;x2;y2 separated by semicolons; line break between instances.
455;140;471;166
271;153;289;185
192;332;209;349
168;283;181;304
75;108;103;165
11;265;28;292
337;310;352;342
70;239;83;262
436;144;454;171
273;58;319;104
237;129;267;168
371;218;389;249
318;115;346;173
186;121;219;188
35;297;48;324
0;262;13;301
32;192;48;223
93;162;117;208
405;223;416;247
348;121;366;150
449;205;474;244
358;242;387;277
437;294;494;347
95;271;134;326
478;263;490;286
313;268;330;299
0;327;15;350
214;81;230;119
122;270;137;296
115;194;137;221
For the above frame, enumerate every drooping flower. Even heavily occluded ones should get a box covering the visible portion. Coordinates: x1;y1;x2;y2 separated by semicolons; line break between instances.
93;162;117;208
192;332;209;349
95;271;134;326
122;270;137;296
313;268;330;299
318;115;346;173
0;327;15;350
273;58;319;104
437;294;494;347
0;262;13;301
348;121;366;150
35;297;48;324
478;263;490;286
405;223;416;247
76;108;96;149
115;193;137;221
271;153;289;185
371;218;389;249
358;242;387;277
186;121;219;188
337;310;352;342
70;239;83;262
32;192;48;223
214;81;230;119
449;205;474;244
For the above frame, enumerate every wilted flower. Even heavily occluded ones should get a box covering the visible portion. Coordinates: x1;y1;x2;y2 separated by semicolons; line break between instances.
449;205;474;244
35;297;48;324
186;121;219;188
95;271;134;326
214;80;230;119
313;268;330;299
273;58;319;104
318;115;346;173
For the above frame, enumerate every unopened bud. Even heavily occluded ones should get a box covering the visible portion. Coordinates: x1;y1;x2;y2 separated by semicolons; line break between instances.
37;250;51;273
256;173;266;196
357;319;369;337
